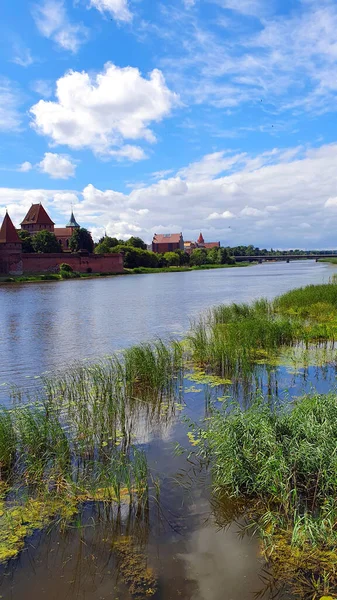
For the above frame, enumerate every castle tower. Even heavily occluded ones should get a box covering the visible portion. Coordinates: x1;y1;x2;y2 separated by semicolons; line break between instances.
0;212;23;275
21;203;55;234
197;232;205;246
66;211;80;229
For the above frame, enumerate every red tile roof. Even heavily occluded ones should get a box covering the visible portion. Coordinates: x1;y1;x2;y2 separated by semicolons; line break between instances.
54;228;72;237
153;233;183;244
21;204;54;226
0;212;21;243
204;242;220;249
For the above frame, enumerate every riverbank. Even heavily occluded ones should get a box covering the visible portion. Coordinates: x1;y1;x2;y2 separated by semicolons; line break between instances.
318;257;337;264
0;261;254;284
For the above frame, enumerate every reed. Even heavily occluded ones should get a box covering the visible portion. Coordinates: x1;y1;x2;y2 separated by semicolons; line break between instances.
0;409;16;478
200;392;337;596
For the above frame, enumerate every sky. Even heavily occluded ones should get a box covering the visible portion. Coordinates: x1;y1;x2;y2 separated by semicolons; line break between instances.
1;0;337;248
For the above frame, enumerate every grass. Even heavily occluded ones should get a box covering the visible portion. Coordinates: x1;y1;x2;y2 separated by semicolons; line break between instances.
199;392;337;597
127;262;253;275
187;281;337;380
0;340;184;565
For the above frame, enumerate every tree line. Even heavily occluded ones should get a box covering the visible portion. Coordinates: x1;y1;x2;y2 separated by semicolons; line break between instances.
18;228;94;254
94;236;235;268
17;230;332;264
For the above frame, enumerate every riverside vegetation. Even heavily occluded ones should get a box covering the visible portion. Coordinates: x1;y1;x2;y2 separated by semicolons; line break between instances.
2;282;337;597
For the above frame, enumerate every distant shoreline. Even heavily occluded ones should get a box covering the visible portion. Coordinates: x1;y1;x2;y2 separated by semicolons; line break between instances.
0;261;254;285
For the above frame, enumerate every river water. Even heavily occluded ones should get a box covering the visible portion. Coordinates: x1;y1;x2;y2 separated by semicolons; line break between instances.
0;261;336;600
0;261;335;392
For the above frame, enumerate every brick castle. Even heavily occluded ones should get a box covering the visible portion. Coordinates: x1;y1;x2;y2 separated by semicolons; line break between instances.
0;206;123;276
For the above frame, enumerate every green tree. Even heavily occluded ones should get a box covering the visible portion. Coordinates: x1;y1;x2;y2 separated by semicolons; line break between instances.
164;251;180;267
190;248;208;266
126;236;147;250
18;230;34;253
32;230;62;253
94;236;122;254
113;245;159;269
69;228;94;253
174;249;190;265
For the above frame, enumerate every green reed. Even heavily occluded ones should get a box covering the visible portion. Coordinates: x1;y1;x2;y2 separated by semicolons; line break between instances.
199;392;337;596
0;409;16;478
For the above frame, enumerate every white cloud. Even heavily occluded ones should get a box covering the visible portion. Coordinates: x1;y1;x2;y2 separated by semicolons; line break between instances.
32;0;89;53
4;142;337;248
240;206;266;217
18;162;33;172
31;80;53;98
38;152;76;179
89;0;132;22
324;197;337;208
207;210;235;220
160;1;337;116
212;0;268;17
0;79;21;132
30;63;179;158
11;44;34;67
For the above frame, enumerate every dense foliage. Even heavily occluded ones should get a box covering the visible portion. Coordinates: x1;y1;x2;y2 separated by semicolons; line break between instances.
69;228;94;253
94;235;235;269
18;230;34;253
32;230;62;253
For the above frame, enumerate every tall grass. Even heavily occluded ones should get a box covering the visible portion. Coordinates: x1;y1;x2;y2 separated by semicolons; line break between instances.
0;409;16;478
187;282;337;379
200;392;337;596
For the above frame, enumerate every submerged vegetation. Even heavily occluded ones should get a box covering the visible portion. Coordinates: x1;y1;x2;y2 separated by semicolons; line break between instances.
2;280;337;597
0;341;183;588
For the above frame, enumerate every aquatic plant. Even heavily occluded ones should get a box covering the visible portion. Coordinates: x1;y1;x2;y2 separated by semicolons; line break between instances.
201;392;337;597
0;409;16;478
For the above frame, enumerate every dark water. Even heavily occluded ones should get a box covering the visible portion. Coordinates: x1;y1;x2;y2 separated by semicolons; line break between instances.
0;262;336;600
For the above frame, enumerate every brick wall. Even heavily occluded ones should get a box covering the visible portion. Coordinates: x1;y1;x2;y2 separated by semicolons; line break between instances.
22;252;124;274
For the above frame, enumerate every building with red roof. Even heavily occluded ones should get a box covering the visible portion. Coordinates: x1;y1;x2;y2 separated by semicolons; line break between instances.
21;204;55;233
152;232;184;253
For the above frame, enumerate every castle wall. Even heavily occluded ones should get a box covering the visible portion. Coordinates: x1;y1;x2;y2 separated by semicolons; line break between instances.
21;252;124;274
0;244;23;275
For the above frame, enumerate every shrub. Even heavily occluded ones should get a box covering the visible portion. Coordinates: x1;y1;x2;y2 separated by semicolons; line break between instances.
59;263;73;273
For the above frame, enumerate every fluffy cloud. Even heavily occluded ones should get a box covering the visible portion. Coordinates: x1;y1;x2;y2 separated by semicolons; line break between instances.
89;0;132;22
207;211;235;220
32;0;89;53
38;152;76;179
3;142;337;248
18;162;33;172
30;63;178;158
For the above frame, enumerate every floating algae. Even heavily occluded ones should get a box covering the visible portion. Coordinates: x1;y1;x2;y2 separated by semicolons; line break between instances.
113;536;157;598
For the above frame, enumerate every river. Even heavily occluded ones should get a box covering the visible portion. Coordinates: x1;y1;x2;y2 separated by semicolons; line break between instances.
0;260;335;392
0;261;336;600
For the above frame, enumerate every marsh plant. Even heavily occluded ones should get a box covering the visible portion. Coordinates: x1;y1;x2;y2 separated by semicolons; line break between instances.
0;339;184;566
197;392;337;597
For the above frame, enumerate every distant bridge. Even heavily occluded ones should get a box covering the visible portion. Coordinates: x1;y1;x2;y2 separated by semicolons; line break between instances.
235;254;337;263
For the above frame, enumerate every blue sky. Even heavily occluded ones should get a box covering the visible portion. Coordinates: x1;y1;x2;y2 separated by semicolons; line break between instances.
1;0;337;247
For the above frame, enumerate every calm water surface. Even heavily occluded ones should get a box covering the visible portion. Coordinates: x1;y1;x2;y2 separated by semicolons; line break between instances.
0;262;336;600
0;260;335;391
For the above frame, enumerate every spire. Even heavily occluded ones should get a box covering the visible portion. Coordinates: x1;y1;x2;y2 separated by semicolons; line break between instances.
66;211;80;228
0;212;21;244
197;232;205;244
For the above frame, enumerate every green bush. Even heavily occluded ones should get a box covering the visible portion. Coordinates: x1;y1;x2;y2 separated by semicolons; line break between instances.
59;263;73;273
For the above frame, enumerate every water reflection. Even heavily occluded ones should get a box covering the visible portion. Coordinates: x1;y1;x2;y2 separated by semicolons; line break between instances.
0;261;335;394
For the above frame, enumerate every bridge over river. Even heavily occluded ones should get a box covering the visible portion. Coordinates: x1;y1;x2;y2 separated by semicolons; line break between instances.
235;254;337;263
